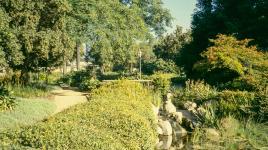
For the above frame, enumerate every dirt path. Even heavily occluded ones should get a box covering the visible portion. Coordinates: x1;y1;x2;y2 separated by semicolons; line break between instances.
51;88;88;114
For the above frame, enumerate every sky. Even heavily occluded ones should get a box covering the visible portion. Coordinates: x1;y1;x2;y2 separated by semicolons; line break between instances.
162;0;197;33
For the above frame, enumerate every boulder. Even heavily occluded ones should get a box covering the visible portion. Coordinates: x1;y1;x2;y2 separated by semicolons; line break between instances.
172;112;183;124
164;101;177;114
204;128;220;141
170;121;187;138
172;139;184;150
184;101;197;111
157;126;163;135
158;135;172;150
158;119;172;136
156;141;164;149
177;110;196;122
166;92;173;102
177;110;199;129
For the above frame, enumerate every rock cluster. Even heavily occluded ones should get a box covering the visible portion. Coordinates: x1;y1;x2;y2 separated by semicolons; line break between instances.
155;93;197;150
154;93;220;149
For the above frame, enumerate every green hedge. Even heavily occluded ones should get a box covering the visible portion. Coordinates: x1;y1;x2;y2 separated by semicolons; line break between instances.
0;80;157;149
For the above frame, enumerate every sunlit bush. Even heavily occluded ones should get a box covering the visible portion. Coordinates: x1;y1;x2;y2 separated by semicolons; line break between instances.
0;81;157;149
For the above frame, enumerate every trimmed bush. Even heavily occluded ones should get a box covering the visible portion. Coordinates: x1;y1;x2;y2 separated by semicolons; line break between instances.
0;81;157;149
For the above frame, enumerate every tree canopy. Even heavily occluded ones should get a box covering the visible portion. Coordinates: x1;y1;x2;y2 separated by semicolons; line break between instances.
181;0;268;76
0;0;172;80
194;35;268;91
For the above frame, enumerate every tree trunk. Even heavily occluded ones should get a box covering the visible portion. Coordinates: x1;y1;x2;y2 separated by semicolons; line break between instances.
76;42;80;71
63;61;67;75
20;70;30;85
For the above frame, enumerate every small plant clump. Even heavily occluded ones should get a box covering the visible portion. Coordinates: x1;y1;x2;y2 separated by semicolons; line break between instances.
0;86;16;112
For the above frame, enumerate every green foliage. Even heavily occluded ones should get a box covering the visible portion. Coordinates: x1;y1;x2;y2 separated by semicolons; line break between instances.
0;98;56;131
0;81;157;149
174;80;217;106
173;79;266;122
59;70;100;91
216;91;256;119
154;26;191;62
7;84;54;98
121;0;172;36
142;59;180;75
183;0;268;76
99;72;122;80
192;117;268;149
0;0;171;80
0;87;16;112
253;89;268;122
194;35;268;91
151;73;175;96
0;0;75;81
79;77;100;91
195;104;218;128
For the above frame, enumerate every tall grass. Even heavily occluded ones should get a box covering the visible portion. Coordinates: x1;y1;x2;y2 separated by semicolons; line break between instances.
191;116;268;149
7;84;57;99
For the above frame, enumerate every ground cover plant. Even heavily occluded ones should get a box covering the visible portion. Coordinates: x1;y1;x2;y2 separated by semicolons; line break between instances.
0;81;158;149
0;99;56;131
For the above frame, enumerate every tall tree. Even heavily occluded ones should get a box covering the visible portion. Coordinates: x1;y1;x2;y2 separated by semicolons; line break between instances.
181;0;268;76
154;26;191;63
0;0;75;83
70;0;172;71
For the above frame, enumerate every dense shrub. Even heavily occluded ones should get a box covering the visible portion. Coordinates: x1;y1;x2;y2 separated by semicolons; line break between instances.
0;81;157;149
142;59;180;75
193;35;268;91
59;70;100;91
191;117;268;149
151;73;175;96
174;80;218;107
99;71;122;80
173;79;267;122
216;91;256;119
254;89;268;122
0;87;16;112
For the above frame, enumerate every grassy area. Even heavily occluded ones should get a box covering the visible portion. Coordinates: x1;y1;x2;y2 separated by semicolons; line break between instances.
7;84;58;99
0;81;158;149
0;99;56;131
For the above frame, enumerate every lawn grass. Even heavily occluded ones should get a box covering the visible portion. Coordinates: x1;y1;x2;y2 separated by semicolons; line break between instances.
0;98;56;131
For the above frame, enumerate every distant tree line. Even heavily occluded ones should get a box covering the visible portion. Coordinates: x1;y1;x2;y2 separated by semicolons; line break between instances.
0;0;172;83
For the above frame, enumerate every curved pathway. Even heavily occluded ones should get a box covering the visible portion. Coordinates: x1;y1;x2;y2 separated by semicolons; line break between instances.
51;88;88;114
